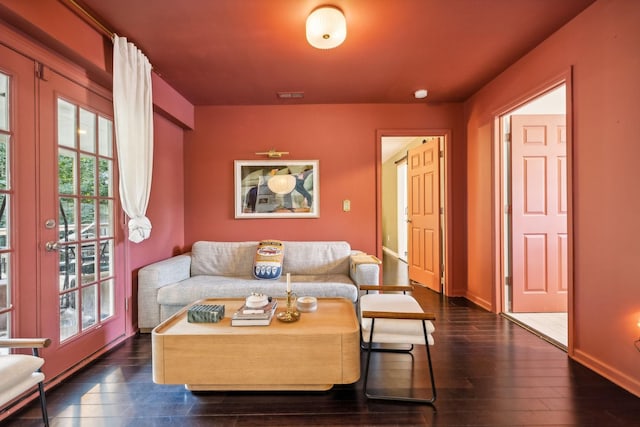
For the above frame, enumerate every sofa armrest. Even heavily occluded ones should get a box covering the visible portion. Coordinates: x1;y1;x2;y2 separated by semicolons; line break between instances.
138;253;192;331
349;252;381;286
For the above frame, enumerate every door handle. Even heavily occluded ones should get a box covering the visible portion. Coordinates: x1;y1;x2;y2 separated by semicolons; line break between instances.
407;219;412;223
45;241;61;252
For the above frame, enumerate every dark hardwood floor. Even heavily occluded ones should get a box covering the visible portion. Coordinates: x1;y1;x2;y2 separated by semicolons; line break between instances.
4;255;639;426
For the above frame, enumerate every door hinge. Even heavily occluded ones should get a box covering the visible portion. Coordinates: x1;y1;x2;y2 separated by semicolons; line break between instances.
505;204;512;214
505;276;512;286
505;132;511;144
35;62;48;81
125;297;129;312
439;150;444;158
440;207;444;214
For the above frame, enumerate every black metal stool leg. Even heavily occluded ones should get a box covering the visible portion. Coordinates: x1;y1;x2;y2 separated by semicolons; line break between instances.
363;319;436;405
37;381;50;427
32;348;50;426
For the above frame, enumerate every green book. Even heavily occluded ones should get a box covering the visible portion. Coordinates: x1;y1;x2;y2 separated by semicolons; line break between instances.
187;304;225;323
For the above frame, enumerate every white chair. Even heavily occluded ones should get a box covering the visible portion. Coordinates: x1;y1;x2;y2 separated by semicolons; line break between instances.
0;338;51;426
359;285;436;404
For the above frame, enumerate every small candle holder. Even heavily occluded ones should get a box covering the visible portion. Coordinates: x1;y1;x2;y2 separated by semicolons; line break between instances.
276;290;300;322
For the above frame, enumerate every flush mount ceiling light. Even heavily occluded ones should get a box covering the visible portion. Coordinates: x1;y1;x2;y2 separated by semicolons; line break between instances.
306;6;347;49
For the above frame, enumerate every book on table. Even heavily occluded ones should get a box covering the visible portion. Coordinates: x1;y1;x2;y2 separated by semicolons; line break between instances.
231;300;278;326
236;299;277;315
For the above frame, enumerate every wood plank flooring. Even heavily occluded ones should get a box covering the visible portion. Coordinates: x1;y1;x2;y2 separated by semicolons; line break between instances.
3;257;639;426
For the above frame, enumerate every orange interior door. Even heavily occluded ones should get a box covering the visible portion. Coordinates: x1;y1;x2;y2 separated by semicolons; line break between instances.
407;140;441;292
511;114;568;312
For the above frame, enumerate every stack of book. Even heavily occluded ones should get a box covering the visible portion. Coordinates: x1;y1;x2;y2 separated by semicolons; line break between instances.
231;299;278;326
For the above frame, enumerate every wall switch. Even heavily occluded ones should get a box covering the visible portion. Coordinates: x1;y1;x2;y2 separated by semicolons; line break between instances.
343;199;351;212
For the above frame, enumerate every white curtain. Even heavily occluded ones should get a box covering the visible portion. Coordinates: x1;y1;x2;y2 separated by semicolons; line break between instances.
113;35;154;243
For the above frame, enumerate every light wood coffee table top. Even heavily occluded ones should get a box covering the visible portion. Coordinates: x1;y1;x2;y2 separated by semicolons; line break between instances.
152;297;360;391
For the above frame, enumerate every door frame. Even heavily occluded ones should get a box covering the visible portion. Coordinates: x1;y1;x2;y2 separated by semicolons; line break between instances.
396;160;407;262
492;68;574;353
377;129;452;295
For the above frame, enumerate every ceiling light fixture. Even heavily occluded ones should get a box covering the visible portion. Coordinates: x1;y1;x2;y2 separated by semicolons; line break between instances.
414;89;428;99
306;6;347;49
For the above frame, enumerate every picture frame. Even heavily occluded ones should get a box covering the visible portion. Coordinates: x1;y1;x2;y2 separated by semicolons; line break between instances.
234;160;319;218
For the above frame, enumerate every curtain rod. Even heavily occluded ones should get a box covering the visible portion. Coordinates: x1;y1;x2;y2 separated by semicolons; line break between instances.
65;0;115;39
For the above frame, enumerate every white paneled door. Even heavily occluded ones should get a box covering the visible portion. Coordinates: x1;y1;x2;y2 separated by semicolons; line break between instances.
511;114;568;312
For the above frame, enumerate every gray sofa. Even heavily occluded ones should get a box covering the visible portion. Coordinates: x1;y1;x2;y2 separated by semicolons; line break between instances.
137;241;380;331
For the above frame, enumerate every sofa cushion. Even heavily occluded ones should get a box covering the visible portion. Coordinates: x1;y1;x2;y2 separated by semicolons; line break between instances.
286;274;358;301
191;241;257;276
157;274;358;306
282;241;351;275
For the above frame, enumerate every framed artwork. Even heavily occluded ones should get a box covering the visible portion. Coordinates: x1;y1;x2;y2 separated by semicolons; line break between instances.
234;160;319;218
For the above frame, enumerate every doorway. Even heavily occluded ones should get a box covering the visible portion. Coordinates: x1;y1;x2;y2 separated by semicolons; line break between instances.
499;84;569;348
380;131;450;295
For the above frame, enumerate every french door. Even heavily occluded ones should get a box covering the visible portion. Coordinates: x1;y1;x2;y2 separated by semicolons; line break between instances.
0;43;37;348
38;68;125;376
1;26;126;379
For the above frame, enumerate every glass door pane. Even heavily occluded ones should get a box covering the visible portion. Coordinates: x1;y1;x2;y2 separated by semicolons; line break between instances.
38;65;123;378
56;98;116;343
0;71;11;346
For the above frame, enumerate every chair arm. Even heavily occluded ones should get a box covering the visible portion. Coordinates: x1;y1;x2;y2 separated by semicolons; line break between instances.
361;311;436;321
360;285;413;293
0;338;51;349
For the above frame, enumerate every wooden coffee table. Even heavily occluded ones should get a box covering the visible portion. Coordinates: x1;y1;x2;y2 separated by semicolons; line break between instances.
151;297;360;391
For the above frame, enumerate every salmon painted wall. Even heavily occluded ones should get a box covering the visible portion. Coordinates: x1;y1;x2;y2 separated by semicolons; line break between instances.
184;104;466;291
126;114;185;331
465;117;494;309
465;0;640;395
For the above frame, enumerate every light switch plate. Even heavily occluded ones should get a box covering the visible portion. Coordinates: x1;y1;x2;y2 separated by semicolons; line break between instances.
343;199;351;212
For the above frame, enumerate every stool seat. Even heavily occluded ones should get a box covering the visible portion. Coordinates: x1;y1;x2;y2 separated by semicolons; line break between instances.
0;338;51;426
0;355;45;405
360;293;435;345
358;285;437;405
